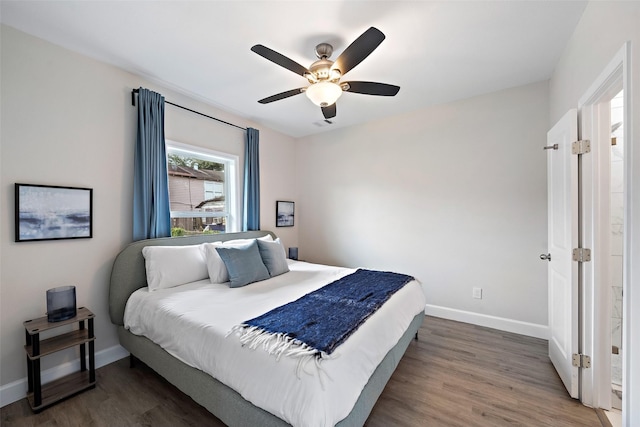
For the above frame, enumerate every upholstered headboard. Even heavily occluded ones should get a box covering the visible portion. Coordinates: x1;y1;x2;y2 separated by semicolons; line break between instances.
109;230;276;325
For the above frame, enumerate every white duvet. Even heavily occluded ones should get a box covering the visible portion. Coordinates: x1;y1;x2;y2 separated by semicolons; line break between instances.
124;260;426;427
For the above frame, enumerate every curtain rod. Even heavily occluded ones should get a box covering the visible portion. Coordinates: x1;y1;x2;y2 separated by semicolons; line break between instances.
131;88;246;131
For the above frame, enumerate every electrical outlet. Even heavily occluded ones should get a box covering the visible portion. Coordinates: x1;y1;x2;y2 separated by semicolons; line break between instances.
473;287;483;299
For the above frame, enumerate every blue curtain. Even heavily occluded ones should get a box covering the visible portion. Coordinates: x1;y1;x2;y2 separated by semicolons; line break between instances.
133;88;171;241
243;127;260;231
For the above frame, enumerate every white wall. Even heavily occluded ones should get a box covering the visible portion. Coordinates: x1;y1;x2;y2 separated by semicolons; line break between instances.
548;2;640;424
0;25;297;401
296;81;549;334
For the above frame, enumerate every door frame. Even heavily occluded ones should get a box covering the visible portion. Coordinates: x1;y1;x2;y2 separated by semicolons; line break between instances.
577;42;631;414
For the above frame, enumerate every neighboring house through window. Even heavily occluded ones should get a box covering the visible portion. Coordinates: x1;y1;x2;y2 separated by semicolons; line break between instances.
166;140;239;235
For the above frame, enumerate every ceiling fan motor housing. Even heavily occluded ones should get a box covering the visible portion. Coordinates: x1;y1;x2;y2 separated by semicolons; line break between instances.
314;42;333;59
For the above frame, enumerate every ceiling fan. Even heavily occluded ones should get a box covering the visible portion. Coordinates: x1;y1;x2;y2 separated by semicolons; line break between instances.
251;27;400;120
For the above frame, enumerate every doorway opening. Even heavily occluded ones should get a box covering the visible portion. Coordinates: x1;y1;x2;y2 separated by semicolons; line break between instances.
576;44;630;425
609;89;624;412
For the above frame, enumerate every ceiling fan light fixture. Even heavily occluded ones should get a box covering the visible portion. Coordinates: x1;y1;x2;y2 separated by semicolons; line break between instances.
304;72;318;83
305;81;343;107
329;69;341;81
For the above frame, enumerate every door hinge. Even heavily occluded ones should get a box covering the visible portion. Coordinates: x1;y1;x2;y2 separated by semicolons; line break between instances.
572;353;591;369
572;139;591;155
572;248;591;262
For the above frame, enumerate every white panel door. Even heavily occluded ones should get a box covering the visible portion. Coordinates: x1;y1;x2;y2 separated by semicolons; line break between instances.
546;109;579;398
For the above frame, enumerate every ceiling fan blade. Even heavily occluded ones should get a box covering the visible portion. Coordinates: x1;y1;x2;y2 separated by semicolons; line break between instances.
251;45;310;77
332;27;385;76
258;88;305;104
322;103;336;119
343;81;400;96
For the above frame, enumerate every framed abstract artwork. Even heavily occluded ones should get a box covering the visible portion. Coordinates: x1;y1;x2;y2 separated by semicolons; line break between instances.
15;183;93;242
276;201;294;227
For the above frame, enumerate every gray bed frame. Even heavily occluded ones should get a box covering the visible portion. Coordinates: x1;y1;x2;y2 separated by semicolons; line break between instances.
109;230;424;427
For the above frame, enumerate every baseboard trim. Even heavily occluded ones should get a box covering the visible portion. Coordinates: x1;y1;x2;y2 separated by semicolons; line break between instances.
425;304;549;340
0;344;129;408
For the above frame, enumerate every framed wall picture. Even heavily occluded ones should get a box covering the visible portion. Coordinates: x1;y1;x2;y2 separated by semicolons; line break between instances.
15;183;93;242
276;201;294;227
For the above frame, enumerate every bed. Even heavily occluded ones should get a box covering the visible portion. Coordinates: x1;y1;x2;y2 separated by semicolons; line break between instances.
109;230;425;427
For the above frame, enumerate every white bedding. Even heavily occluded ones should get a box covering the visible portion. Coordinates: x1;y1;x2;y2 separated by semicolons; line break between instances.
124;260;426;427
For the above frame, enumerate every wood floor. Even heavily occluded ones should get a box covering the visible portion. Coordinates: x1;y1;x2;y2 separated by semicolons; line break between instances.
2;316;604;427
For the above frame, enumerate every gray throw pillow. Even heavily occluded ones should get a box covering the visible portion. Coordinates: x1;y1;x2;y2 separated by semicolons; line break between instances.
215;240;270;288
257;238;290;277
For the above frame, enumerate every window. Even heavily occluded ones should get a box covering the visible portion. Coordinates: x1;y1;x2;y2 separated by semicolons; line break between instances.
166;140;239;236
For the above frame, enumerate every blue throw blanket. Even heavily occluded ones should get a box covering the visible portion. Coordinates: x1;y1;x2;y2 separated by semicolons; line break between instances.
230;269;414;361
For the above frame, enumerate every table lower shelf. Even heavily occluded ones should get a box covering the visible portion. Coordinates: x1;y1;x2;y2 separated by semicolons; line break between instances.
27;370;95;412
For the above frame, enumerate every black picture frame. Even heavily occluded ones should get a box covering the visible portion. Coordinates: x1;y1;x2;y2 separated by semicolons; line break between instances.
276;201;294;227
15;183;93;242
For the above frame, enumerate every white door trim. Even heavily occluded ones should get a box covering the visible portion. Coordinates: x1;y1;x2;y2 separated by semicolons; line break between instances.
577;42;631;418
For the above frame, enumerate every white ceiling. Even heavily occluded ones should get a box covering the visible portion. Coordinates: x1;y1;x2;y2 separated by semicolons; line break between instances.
0;1;587;138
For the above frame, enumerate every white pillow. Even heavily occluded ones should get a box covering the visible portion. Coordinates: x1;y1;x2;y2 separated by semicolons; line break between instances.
222;235;273;245
203;241;227;283
142;244;208;291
